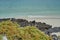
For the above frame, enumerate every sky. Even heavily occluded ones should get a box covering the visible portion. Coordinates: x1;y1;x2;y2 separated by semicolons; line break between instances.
0;0;60;18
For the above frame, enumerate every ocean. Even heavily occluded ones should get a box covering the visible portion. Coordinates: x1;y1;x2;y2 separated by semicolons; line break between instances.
0;0;60;17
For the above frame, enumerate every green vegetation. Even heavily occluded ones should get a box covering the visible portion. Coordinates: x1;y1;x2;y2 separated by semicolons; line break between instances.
0;20;52;40
0;35;3;40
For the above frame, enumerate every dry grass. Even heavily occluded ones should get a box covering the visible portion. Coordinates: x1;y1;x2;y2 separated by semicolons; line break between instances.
0;20;52;40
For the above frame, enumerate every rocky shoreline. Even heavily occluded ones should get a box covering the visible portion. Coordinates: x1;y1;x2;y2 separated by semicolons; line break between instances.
0;18;60;40
0;18;52;31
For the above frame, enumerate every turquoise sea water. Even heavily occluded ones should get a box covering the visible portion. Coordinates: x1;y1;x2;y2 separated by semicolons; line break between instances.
0;0;60;18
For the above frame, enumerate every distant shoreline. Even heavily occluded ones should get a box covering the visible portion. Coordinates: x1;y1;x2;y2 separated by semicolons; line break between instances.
0;15;60;19
0;15;60;27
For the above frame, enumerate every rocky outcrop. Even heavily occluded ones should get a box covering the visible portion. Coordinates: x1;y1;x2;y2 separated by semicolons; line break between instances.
0;18;52;31
47;27;60;33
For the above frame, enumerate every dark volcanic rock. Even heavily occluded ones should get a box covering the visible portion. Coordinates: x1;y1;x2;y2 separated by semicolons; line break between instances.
47;27;60;33
0;18;52;31
0;18;10;22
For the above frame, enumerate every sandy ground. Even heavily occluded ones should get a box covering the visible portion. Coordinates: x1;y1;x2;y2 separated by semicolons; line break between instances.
16;16;60;27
